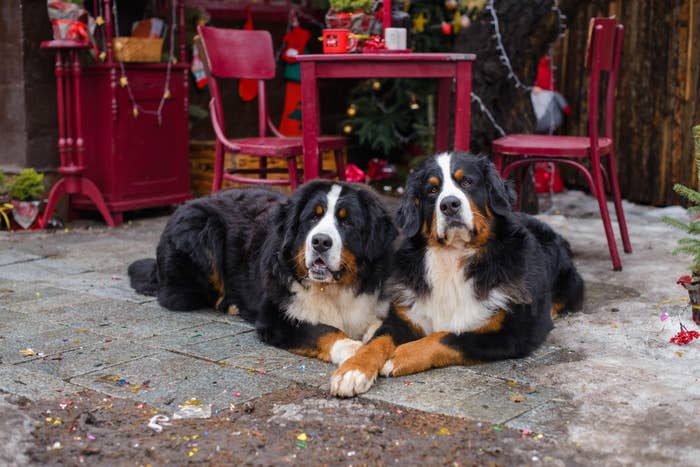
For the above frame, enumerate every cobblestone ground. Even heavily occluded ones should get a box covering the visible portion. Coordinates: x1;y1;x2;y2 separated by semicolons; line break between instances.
1;191;698;466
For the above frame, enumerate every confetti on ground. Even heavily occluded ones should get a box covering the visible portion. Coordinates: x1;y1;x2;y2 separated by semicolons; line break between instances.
660;312;669;321
148;414;171;432
296;433;308;442
509;392;526;403
493;426;502;431
21;348;37;357
438;427;450;436
506;380;517;387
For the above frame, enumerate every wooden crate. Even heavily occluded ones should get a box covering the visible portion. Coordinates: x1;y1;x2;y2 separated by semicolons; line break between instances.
189;140;344;198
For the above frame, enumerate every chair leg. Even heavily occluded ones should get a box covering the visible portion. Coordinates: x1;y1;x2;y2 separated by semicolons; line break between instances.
592;156;623;270
212;140;225;193
606;149;632;254
287;157;299;191
335;149;346;181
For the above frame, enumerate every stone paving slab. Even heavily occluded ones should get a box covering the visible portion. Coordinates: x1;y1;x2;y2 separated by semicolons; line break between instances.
0;250;43;267
14;338;158;380
70;351;291;411
48;271;156;303
363;367;504;417
0;284;73;307
0;365;82;400
2;324;106;365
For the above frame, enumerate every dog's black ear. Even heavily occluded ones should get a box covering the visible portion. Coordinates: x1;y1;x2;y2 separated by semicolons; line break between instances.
358;187;398;261
261;199;297;287
482;156;516;216
396;170;423;238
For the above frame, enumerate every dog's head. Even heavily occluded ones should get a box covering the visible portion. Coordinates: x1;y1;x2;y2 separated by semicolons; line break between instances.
397;152;515;247
269;181;397;286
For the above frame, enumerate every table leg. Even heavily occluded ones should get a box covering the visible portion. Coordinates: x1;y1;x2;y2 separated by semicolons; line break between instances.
435;78;450;153
301;61;320;182
454;61;471;152
54;51;67;168
71;50;85;169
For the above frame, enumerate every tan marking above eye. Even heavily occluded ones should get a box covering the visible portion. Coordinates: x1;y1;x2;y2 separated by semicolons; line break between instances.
454;168;465;182
338;207;348;219
315;204;324;216
428;176;440;186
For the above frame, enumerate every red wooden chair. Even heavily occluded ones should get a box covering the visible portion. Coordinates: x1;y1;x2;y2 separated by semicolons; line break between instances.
492;18;631;270
197;25;346;192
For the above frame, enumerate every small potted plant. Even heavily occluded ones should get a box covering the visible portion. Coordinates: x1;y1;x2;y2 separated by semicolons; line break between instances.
664;125;700;325
326;0;375;34
9;168;45;230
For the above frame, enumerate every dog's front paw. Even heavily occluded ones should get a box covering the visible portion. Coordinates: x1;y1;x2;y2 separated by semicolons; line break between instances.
380;359;394;377
330;364;376;397
329;338;362;366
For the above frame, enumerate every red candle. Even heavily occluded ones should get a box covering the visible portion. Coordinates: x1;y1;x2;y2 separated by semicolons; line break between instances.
384;0;391;30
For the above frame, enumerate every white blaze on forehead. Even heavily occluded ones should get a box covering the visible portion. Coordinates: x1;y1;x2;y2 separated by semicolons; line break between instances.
435;153;473;239
305;184;343;270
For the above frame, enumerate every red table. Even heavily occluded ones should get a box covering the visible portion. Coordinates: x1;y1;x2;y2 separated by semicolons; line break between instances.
298;53;476;182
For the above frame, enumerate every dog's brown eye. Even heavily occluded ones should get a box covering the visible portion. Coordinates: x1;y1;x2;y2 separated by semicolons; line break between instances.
314;205;324;217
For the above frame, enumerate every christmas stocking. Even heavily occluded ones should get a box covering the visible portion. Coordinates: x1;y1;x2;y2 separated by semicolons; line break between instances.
279;25;310;136
238;8;258;102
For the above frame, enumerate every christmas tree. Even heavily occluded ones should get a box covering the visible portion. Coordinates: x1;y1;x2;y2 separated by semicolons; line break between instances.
342;0;488;161
664;126;700;272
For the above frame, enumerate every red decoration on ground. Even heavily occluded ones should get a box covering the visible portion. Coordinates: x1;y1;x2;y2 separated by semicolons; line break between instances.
669;323;700;346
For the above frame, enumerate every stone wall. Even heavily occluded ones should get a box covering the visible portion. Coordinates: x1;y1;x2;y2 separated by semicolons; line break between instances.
0;1;57;173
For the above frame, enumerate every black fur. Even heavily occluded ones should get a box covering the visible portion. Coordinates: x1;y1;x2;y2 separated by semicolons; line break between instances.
382;152;584;363
128;181;398;356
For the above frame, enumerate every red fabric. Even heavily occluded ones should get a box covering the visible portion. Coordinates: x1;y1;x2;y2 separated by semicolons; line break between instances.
535;55;554;90
238;8;258;102
279;82;302;135
281;26;310;64
533;162;564;193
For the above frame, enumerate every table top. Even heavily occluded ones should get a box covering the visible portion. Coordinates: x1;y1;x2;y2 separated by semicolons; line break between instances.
40;39;91;50
297;52;476;63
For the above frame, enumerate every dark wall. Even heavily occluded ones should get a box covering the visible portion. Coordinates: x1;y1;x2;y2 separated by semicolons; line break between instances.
0;1;57;173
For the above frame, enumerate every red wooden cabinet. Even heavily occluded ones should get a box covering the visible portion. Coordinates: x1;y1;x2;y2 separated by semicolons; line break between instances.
71;63;191;223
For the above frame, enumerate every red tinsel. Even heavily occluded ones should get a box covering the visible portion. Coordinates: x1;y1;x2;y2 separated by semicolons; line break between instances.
669;323;700;346
362;35;386;51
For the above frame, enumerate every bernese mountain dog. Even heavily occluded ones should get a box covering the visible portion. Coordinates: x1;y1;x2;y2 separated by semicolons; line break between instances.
128;181;397;366
330;152;584;396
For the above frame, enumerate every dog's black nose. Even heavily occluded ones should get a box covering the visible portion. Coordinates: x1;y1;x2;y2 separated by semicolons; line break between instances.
311;233;333;253
439;196;461;216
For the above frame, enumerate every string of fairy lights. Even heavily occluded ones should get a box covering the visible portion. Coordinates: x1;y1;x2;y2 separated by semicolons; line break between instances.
108;0;177;125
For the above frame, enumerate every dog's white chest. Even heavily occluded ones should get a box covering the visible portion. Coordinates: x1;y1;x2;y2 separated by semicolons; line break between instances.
286;283;388;342
408;247;508;334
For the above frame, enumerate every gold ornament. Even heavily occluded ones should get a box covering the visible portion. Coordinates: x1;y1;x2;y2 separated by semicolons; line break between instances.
453;10;462;35
445;0;458;11
346;105;357;117
412;12;428;33
172;57;178;65
114;40;123;52
119;76;128;87
132;106;139;118
371;80;381;91
163;89;171;99
95;16;105;26
98;51;107;62
409;94;420;110
343;124;353;134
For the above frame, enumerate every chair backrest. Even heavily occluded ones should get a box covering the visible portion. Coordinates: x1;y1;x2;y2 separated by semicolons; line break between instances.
585;18;624;150
197;26;276;137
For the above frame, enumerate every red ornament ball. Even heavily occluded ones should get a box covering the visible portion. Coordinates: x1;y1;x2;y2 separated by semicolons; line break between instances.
441;21;452;36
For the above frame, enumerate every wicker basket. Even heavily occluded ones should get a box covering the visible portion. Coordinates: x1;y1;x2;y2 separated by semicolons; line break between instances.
113;37;163;63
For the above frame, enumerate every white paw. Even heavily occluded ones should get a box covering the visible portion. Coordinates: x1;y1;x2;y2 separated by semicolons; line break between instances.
329;338;362;366
380;359;394;377
330;369;375;397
